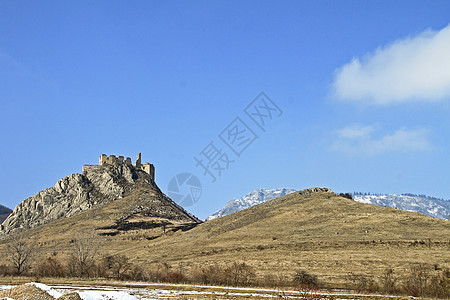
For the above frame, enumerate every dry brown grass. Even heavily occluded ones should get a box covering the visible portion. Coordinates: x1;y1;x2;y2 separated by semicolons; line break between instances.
0;189;449;291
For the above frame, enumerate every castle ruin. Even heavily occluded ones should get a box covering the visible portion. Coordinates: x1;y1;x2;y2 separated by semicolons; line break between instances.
82;153;155;181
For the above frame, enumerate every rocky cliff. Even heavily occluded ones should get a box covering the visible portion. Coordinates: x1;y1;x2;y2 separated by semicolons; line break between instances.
1;162;199;235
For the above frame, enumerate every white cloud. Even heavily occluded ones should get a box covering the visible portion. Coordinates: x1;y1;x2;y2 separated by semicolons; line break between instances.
336;124;376;139
333;24;450;104
331;124;433;155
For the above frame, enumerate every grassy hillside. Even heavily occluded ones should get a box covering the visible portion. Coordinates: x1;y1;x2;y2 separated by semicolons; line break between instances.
0;188;448;289
137;189;449;286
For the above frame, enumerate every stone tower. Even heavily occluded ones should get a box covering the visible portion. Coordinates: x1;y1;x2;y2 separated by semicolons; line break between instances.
136;152;142;168
99;154;107;165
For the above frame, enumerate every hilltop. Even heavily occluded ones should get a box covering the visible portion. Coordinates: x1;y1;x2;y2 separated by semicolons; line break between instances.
207;188;450;221
0;153;199;235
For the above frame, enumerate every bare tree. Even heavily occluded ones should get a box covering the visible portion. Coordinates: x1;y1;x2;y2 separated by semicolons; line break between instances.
6;235;37;275
104;255;131;279
68;231;102;277
226;262;256;286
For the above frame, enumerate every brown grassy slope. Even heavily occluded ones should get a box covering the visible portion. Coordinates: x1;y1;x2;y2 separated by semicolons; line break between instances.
0;187;200;258
0;189;448;288
134;189;449;286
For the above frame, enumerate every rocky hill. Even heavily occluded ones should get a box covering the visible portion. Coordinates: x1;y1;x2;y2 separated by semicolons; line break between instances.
0;154;199;235
0;204;12;223
206;188;296;220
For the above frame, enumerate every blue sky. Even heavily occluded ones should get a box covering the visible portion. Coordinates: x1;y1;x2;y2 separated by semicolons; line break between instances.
1;1;450;219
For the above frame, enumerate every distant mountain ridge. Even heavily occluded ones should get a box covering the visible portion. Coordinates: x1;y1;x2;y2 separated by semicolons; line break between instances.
206;188;296;220
353;193;450;220
0;204;12;223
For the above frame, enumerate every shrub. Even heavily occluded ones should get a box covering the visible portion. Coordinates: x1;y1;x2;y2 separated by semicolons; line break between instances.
260;274;290;288
379;268;397;294
339;193;353;200
106;255;132;280
0;264;14;276
189;262;255;286
293;270;318;287
166;272;185;283
36;257;66;277
225;262;255;286
401;266;449;298
92;258;109;278
190;264;226;285
403;265;429;297
347;273;378;293
427;269;449;299
128;265;147;282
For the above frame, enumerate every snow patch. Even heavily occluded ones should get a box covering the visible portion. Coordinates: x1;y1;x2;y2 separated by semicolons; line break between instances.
78;290;138;300
29;282;63;298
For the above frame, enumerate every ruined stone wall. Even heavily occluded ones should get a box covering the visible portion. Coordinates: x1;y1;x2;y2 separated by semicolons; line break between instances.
136;153;142;168
82;165;102;174
92;153;154;180
143;163;155;180
99;154;107;165
99;154;133;166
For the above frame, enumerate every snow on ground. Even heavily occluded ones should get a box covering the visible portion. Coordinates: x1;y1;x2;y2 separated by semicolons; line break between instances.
0;283;138;300
42;284;139;300
1;282;405;299
30;282;63;298
50;284;295;299
77;290;138;300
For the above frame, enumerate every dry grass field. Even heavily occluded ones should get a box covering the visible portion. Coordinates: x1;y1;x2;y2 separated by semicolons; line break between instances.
0;188;449;291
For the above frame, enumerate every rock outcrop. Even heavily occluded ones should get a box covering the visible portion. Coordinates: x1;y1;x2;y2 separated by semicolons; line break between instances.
1;160;198;235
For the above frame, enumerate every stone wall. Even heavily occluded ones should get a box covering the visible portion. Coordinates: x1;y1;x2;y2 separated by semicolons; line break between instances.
88;153;154;180
143;163;155;180
81;165;102;174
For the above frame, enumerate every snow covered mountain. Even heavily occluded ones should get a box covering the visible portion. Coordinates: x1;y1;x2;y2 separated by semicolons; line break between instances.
353;193;450;220
206;188;296;221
